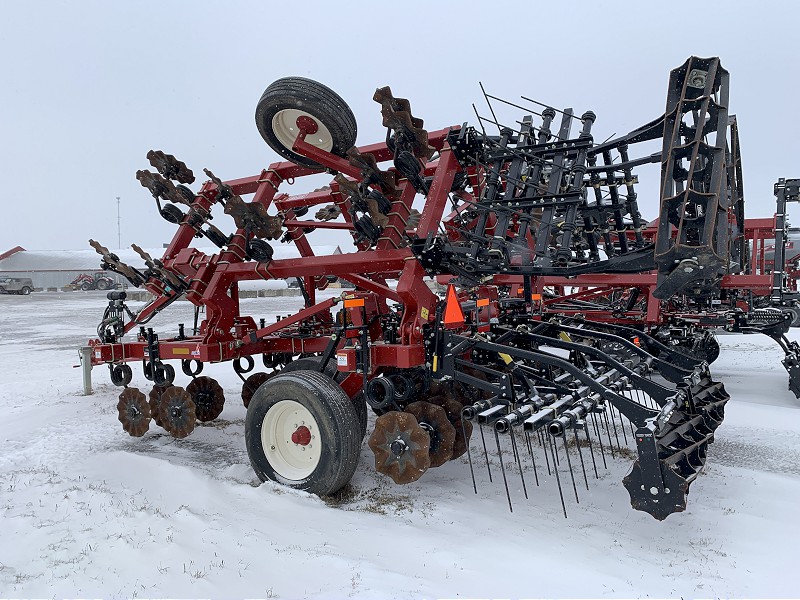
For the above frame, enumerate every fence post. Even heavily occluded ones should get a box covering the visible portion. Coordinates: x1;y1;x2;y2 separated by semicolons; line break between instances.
79;346;93;395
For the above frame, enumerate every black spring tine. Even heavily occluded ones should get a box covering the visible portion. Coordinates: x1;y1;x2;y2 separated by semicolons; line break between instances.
608;404;623;449
539;429;552;475
573;427;589;490
494;429;513;512
583;419;599;478
616;404;629;446
525;430;540;486
561;433;580;503
511;427;528;499
479;425;493;482
601;407;618;456
640;388;654;409
551;430;561;466
548;433;568;518
634;386;644;405
626;389;638;438
463;419;478;494
510;424;520;463
591;412;608;468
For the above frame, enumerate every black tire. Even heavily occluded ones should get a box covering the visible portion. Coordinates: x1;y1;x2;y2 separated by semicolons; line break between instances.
702;334;721;364
95;279;110;291
20;287;31;295
282;356;338;377
81;282;92;291
153;362;175;386
787;306;800;328
255;77;357;168
283;357;368;438
245;370;361;495
110;363;133;387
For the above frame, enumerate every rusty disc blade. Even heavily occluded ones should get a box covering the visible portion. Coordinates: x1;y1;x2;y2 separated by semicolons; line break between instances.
405;401;456;467
117;387;150;437
160;386;196;439
186;376;225;422
368;411;430;484
241;372;274;408
427;395;473;460
148;383;173;428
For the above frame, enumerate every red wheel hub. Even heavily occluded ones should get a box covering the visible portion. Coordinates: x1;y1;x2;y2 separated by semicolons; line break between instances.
291;425;311;446
295;115;319;135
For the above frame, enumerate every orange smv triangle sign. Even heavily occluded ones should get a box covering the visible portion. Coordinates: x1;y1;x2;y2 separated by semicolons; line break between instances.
443;284;465;328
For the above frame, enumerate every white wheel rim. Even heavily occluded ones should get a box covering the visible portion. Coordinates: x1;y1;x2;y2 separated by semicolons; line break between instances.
261;400;322;481
271;109;334;153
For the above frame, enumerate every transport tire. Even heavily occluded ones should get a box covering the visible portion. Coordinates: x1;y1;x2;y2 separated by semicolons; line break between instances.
255;77;357;168
283;357;368;438
246;371;361;495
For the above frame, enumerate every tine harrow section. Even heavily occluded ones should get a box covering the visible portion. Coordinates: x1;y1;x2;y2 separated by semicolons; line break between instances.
83;57;797;521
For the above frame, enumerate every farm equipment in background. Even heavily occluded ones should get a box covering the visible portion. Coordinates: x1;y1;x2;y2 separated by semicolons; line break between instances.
84;56;799;520
0;277;33;295
67;272;116;291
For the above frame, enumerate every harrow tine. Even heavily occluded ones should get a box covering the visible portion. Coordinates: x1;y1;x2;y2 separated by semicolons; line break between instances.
573;427;589;491
524;431;540;486
510;426;520;463
615;404;629;446
591;412;608;468
511;427;528;499
560;434;580;503
539;429;552;475
552;432;561;465
626;388;638;437
601;408;617;456
582;420;600;479
479;425;493;482
548;434;568;518
608;404;623;449
462;419;478;494
494;429;513;512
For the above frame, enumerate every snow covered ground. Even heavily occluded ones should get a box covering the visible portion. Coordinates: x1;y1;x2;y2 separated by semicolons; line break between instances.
1;292;799;598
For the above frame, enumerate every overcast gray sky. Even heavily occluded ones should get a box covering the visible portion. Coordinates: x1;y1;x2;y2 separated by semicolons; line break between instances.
2;0;799;252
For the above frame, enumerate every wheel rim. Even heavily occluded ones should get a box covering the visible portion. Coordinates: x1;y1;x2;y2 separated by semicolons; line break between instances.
261;399;321;480
271;109;334;153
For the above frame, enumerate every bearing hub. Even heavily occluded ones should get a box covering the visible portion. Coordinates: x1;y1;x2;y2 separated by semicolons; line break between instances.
291;425;312;446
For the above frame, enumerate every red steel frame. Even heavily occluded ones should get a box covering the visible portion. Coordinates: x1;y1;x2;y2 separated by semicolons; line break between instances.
90;126;464;373
88;113;793;377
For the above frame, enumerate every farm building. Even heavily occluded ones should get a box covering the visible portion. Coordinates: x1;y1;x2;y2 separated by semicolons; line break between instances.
0;245;345;291
0;246;139;290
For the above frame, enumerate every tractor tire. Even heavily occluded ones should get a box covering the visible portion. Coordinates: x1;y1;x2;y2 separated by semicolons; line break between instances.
245;370;361;496
20;286;31;295
81;282;92;291
283;357;368;438
255;77;357;169
96;279;110;291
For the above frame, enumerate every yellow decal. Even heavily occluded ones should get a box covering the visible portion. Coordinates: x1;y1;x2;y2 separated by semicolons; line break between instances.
498;352;514;365
559;332;572;342
173;348;190;355
432;355;438;372
421;307;430;320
